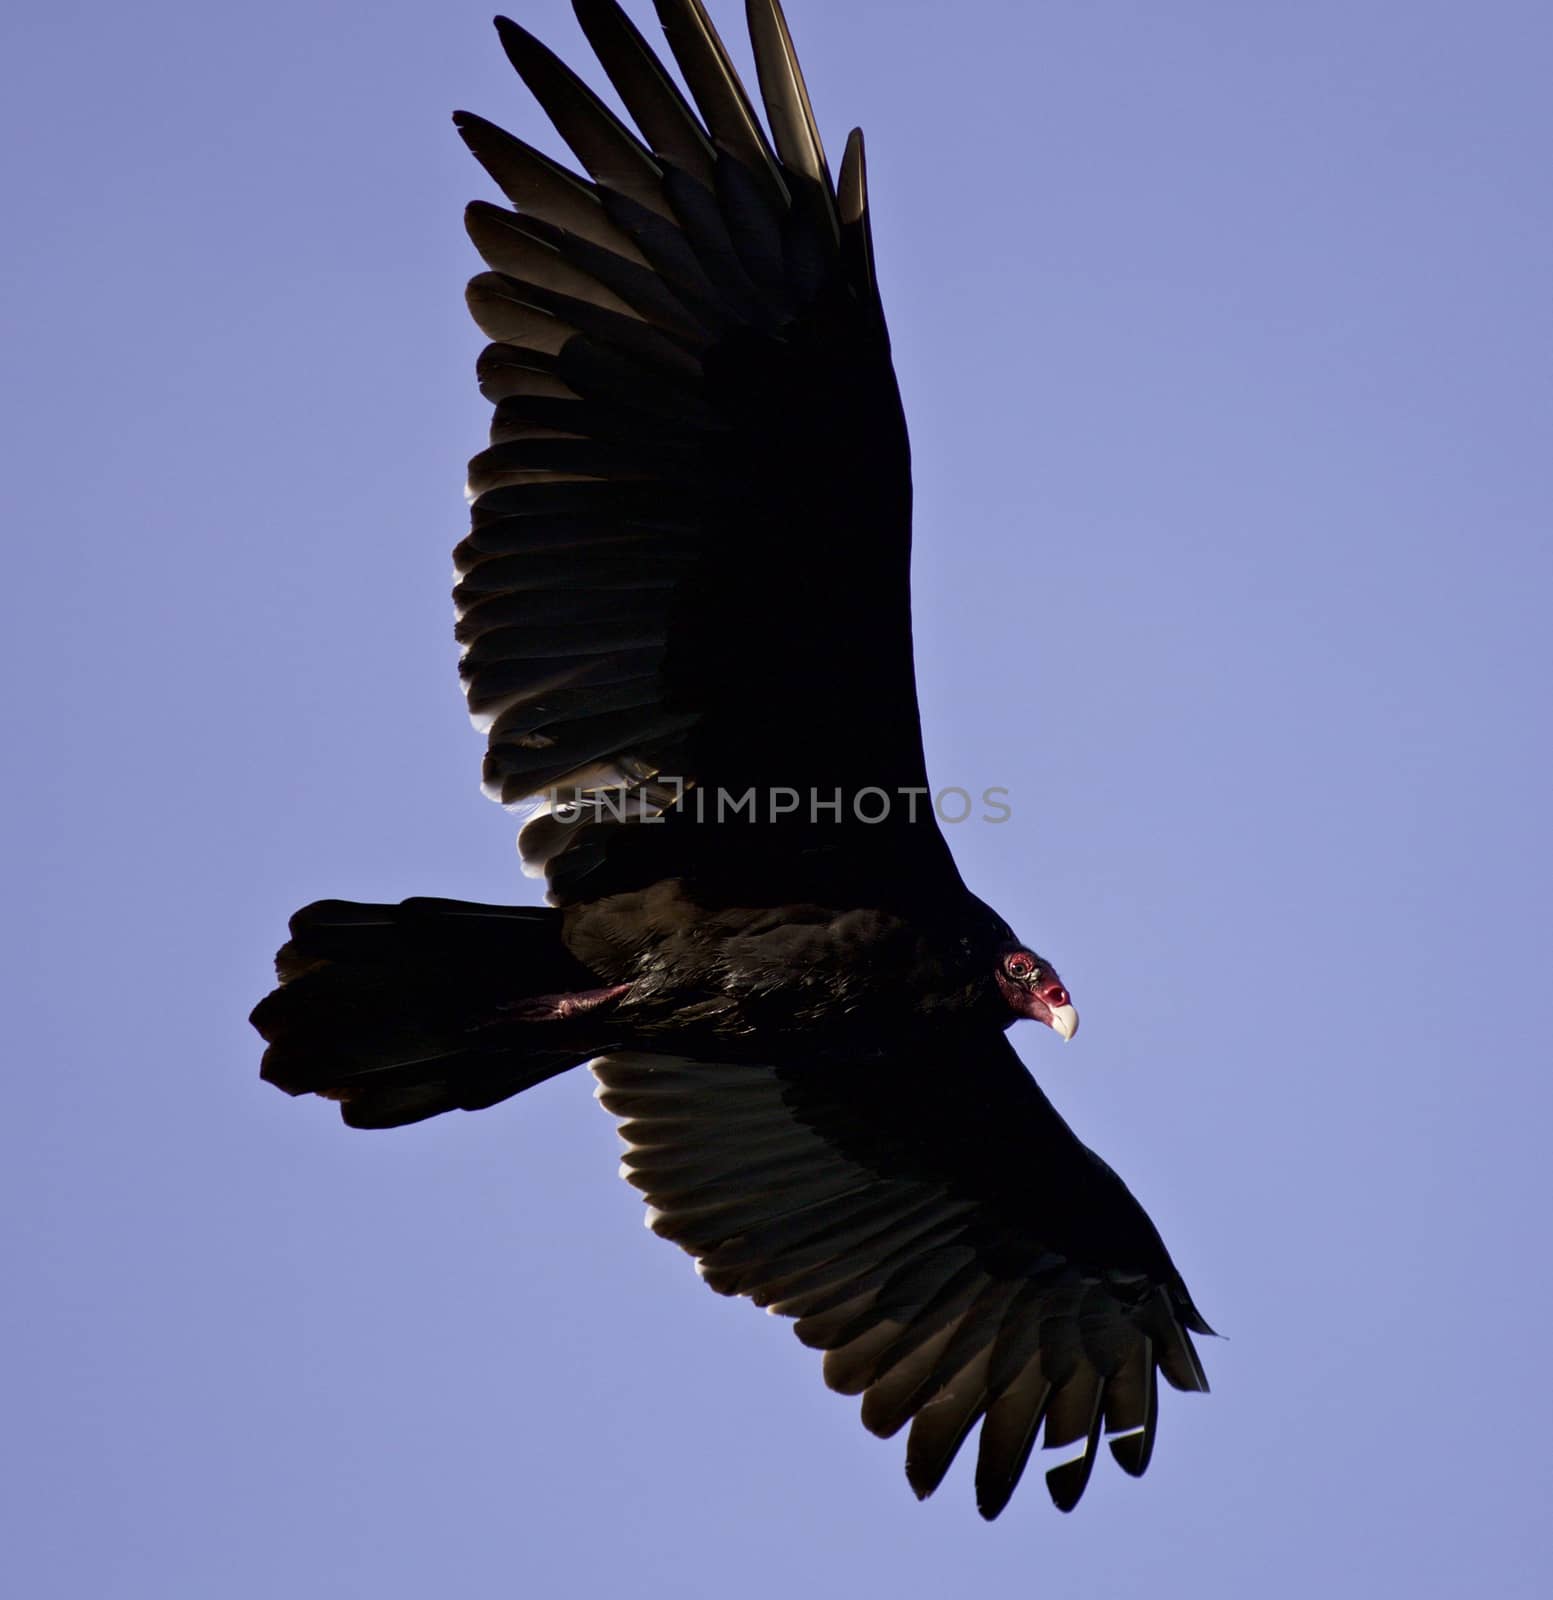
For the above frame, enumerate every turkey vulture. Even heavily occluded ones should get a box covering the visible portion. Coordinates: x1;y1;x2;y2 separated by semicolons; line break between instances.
252;0;1212;1518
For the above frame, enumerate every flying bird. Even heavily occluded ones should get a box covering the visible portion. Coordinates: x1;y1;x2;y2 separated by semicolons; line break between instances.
252;0;1212;1518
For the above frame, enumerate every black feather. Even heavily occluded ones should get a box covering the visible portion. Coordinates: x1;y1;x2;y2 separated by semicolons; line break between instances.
746;0;837;232
1045;1388;1106;1513
453;110;648;261
494;17;675;219
575;0;718;186
652;0;789;204
254;2;1216;1527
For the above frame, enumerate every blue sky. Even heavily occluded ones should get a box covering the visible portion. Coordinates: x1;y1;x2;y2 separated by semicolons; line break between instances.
4;1;1551;1594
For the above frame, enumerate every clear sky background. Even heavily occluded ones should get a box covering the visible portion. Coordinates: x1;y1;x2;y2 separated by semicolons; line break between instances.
4;1;1551;1595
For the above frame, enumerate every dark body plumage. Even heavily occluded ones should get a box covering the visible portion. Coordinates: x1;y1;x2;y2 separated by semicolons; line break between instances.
252;0;1211;1519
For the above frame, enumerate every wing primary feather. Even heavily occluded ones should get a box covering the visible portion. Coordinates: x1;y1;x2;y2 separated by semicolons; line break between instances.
904;1339;997;1501
493;17;675;220
1044;1387;1106;1513
453;110;650;264
1107;1343;1159;1478
1148;1292;1212;1394
745;0;838;231
574;0;718;187
837;126;868;227
652;0;790;206
974;1352;1053;1521
838;127;880;314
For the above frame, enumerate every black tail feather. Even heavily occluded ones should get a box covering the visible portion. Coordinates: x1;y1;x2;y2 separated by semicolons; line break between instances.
252;898;605;1129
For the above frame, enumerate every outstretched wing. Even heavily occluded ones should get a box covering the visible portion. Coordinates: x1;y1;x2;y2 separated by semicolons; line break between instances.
592;1038;1213;1518
455;1;951;905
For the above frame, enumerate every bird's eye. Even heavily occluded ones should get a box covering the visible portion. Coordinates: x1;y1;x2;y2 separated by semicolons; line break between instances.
1004;952;1036;980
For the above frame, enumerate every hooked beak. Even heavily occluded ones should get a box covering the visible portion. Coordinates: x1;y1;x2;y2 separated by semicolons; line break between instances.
1046;1002;1079;1042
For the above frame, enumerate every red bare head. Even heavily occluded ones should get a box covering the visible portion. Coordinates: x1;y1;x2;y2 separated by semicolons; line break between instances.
995;945;1079;1039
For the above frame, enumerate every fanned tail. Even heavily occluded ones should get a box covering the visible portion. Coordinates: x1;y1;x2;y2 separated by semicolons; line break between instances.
252;897;609;1128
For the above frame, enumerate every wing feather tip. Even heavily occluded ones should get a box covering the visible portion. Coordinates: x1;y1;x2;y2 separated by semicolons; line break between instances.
1043;1455;1089;1514
974;1476;1017;1523
1108;1428;1152;1478
838;126;866;222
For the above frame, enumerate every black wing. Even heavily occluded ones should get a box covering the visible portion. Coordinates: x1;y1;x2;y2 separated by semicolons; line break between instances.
592;1037;1213;1517
455;1;952;905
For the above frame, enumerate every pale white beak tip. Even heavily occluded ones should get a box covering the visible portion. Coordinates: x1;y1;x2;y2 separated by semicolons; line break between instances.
1048;1003;1079;1042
